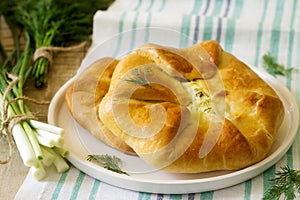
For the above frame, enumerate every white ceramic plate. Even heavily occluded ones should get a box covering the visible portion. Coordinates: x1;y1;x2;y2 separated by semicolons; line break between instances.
48;29;299;194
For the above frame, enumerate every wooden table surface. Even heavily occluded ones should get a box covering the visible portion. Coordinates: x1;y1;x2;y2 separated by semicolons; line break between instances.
0;16;89;200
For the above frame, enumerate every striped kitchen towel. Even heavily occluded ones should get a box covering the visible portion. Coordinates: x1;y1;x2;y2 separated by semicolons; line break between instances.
16;0;300;199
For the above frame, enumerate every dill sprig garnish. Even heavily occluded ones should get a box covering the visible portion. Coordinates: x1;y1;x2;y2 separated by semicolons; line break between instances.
123;67;152;87
262;52;294;77
263;165;300;200
87;154;129;175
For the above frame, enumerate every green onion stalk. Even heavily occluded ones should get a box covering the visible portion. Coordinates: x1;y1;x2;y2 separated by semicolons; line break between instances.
0;32;69;180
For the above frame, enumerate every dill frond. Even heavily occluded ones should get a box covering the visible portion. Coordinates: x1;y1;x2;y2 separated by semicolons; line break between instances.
262;52;294;77
87;154;129;175
263;165;300;200
123;67;152;87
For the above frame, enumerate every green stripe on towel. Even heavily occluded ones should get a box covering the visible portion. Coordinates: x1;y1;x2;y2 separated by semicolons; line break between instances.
88;180;101;200
130;12;140;50
134;0;143;11
51;169;70;200
158;0;167;12
113;12;127;57
254;0;269;66
138;192;151;200
191;0;203;14
70;171;85;199
180;15;192;48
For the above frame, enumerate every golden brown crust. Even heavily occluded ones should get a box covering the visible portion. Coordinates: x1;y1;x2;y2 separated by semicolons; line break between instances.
109;53;192;105
198;40;222;65
136;43;218;80
65;57;135;155
98;40;284;173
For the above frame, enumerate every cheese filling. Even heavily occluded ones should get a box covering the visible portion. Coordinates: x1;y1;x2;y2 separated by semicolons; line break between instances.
182;80;212;113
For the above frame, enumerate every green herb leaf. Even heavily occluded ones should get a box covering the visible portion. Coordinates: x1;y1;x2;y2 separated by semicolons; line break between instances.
87;154;129;175
262;52;294;77
123;67;152;87
263;165;300;200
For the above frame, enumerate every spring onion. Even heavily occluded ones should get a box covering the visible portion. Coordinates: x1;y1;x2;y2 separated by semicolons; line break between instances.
40;146;55;167
31;164;47;181
0;32;69;180
10;123;38;167
1;0;114;180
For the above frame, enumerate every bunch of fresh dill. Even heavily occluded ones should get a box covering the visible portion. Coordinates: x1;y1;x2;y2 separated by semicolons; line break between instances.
14;0;114;87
